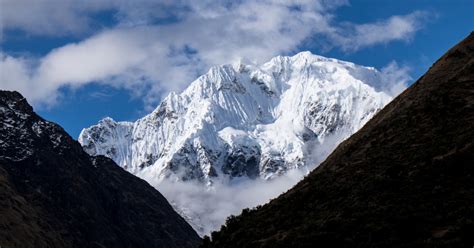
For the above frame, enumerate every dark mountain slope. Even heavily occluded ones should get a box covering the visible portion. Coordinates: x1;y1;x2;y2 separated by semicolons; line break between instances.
203;33;474;247
0;91;200;247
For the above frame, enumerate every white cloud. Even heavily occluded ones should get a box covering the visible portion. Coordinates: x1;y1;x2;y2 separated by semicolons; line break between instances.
379;61;413;96
0;27;201;107
332;11;430;51
0;0;182;37
154;169;308;236
0;0;107;37
0;53;34;96
0;0;428;107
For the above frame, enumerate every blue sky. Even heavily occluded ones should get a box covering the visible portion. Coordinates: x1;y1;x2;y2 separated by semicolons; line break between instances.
1;0;473;138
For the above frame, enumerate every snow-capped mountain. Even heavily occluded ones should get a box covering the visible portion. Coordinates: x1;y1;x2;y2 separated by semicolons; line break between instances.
79;51;391;185
79;51;394;235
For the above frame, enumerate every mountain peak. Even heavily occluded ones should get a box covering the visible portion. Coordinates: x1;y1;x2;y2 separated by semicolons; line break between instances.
80;52;392;182
291;50;327;61
0;90;33;114
99;116;117;125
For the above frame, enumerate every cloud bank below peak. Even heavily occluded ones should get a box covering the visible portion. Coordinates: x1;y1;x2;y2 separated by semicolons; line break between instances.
1;0;427;108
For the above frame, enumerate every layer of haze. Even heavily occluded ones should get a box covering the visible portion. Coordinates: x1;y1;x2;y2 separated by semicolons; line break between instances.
143;131;347;236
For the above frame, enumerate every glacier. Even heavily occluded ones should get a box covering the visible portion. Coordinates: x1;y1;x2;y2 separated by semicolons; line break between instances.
79;51;393;235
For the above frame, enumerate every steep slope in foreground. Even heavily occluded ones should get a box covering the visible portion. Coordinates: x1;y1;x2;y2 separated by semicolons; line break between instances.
0;91;200;247
203;33;474;248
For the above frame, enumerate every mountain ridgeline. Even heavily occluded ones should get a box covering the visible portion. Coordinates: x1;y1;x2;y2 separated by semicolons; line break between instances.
0;91;200;247
79;52;391;184
202;33;474;247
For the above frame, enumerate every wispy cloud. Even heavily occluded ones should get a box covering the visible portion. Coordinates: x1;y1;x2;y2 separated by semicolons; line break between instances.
0;0;181;37
152;169;308;236
333;11;431;51
379;61;413;96
1;0;429;108
88;90;113;100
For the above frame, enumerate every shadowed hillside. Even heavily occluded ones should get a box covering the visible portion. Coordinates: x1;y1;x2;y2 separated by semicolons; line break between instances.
202;32;474;247
0;91;200;247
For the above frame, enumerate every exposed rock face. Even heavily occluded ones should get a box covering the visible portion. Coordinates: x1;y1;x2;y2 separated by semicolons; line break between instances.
202;33;474;247
0;91;200;248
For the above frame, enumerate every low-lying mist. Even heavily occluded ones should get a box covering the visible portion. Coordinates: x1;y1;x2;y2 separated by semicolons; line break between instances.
144;131;349;236
156;168;308;235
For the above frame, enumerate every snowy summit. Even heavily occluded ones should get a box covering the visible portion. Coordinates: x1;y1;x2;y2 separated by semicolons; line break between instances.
79;51;392;185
